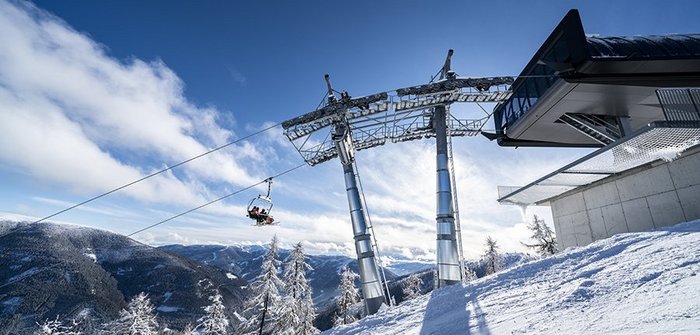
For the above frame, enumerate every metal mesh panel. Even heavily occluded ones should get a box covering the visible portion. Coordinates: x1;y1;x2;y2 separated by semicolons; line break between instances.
498;124;700;205
497;186;521;199
539;172;610;187
572;127;700;173
500;185;574;205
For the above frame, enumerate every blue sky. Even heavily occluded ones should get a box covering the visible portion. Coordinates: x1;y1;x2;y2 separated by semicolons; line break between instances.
2;0;700;258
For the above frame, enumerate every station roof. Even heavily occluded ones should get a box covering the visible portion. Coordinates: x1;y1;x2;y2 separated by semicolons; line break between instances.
490;9;700;148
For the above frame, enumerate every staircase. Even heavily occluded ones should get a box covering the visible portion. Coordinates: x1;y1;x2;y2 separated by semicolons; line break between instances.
559;113;622;145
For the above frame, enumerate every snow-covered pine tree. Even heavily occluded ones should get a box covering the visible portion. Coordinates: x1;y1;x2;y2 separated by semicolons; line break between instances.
333;267;360;326
272;295;298;335
274;242;319;335
522;214;558;256
462;264;478;283
104;292;159;335
36;316;80;335
237;235;285;335
402;273;422;301
483;236;501;276
297;293;319;334
179;323;197;335
37;317;62;335
197;291;230;335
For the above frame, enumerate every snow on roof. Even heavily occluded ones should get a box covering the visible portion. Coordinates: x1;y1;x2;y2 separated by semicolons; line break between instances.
587;34;700;59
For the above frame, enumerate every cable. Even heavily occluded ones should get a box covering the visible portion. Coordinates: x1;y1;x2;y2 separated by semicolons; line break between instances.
126;163;306;237
32;122;283;225
26;72;549;225
1;162;305;290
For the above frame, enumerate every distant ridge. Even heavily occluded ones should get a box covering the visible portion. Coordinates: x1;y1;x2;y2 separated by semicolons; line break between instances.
0;221;246;334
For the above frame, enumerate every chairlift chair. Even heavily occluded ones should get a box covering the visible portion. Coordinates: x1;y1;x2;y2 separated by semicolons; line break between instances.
246;178;276;225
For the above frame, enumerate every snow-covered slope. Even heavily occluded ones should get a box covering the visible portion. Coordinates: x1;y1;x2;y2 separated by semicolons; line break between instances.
324;221;700;335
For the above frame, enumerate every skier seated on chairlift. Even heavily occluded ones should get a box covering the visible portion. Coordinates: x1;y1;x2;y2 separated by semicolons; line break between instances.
248;206;260;220
259;209;274;225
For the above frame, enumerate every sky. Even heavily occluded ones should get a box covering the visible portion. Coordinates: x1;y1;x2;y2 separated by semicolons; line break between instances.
1;0;700;260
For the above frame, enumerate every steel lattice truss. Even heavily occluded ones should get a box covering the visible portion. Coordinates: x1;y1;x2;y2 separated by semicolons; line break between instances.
282;77;514;166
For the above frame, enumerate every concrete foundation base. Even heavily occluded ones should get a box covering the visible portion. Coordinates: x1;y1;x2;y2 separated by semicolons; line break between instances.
551;146;700;249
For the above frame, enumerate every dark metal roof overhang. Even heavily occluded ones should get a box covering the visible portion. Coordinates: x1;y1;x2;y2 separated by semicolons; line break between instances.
491;9;700;148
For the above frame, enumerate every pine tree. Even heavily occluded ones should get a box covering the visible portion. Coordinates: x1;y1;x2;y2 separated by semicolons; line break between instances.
483;236;501;276
197;291;230;335
179;324;197;335
462;264;478;283
36;316;81;335
238;235;284;335
333;267;360;326
297;293;319;335
109;292;159;335
522;214;558;256
402;273;422;301
37;317;62;335
274;242;319;335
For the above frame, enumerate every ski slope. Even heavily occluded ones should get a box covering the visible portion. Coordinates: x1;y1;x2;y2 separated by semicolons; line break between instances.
324;220;700;335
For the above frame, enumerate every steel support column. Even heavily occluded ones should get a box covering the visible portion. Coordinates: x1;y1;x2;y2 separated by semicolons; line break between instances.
434;105;462;287
335;124;386;315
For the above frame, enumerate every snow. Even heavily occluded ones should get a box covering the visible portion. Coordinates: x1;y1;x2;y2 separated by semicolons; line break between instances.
233;311;246;323
226;272;238;279
77;308;92;317
0;212;38;223
323;221;700;335
116;267;133;275
84;252;97;262
156;305;180;313
2;296;23;314
7;267;39;282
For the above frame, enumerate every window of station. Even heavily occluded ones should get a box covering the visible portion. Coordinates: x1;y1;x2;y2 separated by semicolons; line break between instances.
496;35;572;131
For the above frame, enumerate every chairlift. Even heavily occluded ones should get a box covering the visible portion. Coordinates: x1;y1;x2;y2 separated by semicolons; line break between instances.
246;177;276;226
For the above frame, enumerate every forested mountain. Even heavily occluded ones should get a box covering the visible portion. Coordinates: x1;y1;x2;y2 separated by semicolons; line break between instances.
0;221;245;334
161;244;400;308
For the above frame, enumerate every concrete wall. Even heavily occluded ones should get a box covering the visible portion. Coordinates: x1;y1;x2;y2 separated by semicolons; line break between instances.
551;148;700;249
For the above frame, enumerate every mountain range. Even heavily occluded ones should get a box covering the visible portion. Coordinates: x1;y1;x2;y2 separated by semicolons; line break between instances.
0;220;533;333
0;221;245;334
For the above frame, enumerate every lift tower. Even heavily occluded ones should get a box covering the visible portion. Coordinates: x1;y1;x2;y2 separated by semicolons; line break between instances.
281;52;513;314
329;76;387;315
434;50;461;287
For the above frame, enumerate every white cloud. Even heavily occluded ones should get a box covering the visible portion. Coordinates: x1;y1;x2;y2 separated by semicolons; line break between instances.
0;0;260;208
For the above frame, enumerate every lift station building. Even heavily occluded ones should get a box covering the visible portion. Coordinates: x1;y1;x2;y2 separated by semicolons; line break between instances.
494;10;700;249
